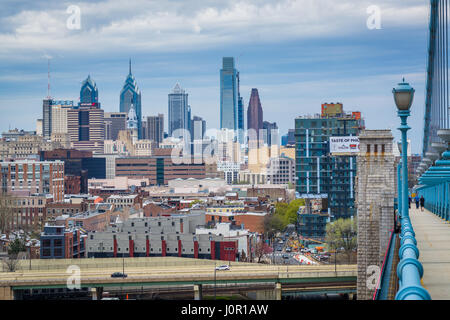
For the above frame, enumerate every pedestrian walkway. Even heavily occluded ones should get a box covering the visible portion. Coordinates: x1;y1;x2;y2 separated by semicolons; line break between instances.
409;207;450;299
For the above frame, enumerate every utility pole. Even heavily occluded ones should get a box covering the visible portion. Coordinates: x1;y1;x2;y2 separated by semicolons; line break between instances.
214;262;217;300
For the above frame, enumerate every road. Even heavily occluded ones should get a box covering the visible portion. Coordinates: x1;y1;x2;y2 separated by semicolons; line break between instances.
0;260;356;289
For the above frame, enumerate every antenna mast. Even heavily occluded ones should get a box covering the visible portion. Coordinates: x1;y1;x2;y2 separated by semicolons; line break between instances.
47;59;51;99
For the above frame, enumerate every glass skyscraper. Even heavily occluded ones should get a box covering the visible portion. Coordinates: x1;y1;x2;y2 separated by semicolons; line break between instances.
120;60;142;139
237;71;244;143
80;75;98;105
168;83;189;140
220;57;238;133
295;107;365;221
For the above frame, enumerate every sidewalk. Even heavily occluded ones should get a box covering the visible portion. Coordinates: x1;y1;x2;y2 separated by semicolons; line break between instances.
409;207;450;299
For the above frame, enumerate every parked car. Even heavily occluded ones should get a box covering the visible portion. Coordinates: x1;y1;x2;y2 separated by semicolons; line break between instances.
282;254;290;259
286;247;292;252
215;265;230;271
111;272;127;278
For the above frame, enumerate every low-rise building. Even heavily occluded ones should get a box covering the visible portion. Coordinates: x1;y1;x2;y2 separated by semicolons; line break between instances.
40;224;87;259
86;213;237;260
106;194;141;209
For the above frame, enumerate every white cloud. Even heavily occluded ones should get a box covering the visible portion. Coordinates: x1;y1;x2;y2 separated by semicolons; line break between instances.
0;0;429;57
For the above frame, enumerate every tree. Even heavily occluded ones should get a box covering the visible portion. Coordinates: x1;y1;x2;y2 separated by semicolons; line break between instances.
325;218;357;264
272;199;305;229
2;257;20;272
0;193;15;235
239;250;247;262
263;214;284;239
8;238;26;256
253;241;273;263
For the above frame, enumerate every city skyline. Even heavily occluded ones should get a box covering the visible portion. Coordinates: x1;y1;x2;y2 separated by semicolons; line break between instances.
0;1;429;153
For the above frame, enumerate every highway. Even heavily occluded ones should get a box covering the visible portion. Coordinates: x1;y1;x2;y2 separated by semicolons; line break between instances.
0;258;356;299
0;258;355;285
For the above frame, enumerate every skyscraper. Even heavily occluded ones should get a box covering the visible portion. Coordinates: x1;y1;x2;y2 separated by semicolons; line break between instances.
262;121;279;146
168;83;189;139
220;57;238;133
120;60;142;139
104;112;127;140
295;104;365;221
80;75;99;105
147;114;164;146
247;88;263;146
191;116;206;141
67;76;105;152
237;71;244;144
42;98;53;139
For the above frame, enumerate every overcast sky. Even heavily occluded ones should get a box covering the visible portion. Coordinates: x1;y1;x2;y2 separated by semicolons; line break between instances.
0;0;430;153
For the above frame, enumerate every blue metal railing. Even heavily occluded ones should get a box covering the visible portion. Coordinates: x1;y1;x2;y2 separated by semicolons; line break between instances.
395;214;431;300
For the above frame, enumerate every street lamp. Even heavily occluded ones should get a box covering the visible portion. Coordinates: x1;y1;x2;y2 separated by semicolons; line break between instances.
393;78;415;220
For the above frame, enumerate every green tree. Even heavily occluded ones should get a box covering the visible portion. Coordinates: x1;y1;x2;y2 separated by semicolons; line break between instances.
284;199;305;225
8;238;26;257
263;214;284;239
325;218;357;264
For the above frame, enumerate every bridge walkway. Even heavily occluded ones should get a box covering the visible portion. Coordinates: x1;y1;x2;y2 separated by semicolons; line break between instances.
409;207;450;299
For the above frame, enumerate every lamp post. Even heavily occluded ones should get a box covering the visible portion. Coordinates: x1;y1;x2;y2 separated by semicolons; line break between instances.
393;78;415;220
392;79;431;300
397;160;402;217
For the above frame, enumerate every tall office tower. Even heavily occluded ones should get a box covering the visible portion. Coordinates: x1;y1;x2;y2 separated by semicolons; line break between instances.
67;79;105;152
80;75;99;105
187;105;192;135
104;112;127;140
67;106;105;152
51;101;74;134
191;116;206;141
141;118;148;140
220;57;238;135
295;104;365;221
36;119;43;136
119;60;142;138
42;98;53;139
147;114;164;146
247;88;263;146
237;71;244;144
168;83;189;139
262;121;279;146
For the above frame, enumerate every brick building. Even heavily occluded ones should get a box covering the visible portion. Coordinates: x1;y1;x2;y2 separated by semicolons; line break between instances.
40;225;87;259
0;160;65;202
86;214;238;260
115;149;206;185
41;149;106;194
205;211;267;234
143;201;176;217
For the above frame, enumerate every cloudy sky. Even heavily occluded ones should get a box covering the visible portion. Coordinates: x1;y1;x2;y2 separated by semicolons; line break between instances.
0;0;430;153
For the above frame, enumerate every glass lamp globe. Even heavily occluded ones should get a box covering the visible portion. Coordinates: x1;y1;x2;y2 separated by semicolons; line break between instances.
393;78;415;111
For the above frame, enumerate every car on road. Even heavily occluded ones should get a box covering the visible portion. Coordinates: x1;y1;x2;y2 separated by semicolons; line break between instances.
111;272;127;278
215;265;230;271
282;254;290;259
286;247;292;252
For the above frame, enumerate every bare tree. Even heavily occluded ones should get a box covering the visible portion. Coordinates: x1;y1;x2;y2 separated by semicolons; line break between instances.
0;193;15;236
2;255;20;272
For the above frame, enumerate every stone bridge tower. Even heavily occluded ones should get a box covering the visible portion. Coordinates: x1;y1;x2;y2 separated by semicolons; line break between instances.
356;130;395;300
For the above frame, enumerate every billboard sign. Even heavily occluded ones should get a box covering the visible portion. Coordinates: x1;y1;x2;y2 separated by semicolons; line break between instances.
330;136;360;154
